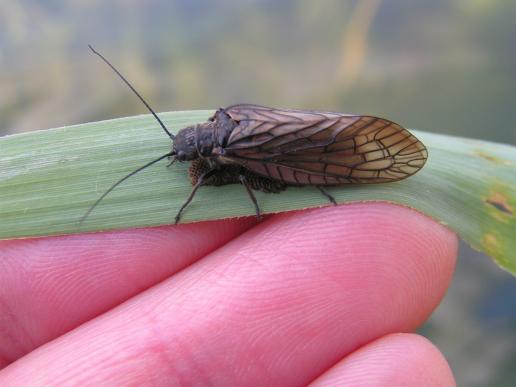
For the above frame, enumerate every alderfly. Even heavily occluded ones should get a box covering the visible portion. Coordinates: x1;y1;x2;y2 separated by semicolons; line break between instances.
82;46;428;224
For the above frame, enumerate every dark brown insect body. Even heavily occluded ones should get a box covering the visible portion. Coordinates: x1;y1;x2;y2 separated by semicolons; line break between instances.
170;104;427;222
83;47;428;225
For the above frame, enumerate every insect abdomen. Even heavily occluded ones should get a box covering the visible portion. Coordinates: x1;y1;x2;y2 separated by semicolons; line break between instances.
189;159;286;193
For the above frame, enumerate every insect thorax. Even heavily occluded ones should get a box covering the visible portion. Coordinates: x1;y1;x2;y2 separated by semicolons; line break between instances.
173;109;238;161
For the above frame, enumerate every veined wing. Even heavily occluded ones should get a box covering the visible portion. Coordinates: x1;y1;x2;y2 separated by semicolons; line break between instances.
222;105;427;185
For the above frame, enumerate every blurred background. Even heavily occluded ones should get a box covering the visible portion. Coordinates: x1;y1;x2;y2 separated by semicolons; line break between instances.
1;0;515;385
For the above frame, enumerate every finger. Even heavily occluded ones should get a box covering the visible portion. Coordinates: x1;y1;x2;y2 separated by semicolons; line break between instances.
0;217;255;366
0;203;458;385
310;333;455;387
310;334;455;387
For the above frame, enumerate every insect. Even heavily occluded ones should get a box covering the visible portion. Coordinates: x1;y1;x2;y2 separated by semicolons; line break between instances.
82;46;428;225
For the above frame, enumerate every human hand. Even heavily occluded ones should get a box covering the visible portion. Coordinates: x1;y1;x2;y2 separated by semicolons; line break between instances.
0;203;457;386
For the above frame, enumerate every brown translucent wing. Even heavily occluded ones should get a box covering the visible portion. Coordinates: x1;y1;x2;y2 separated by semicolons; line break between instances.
221;104;427;185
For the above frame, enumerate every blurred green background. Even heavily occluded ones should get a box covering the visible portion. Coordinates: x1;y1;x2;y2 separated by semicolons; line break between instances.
1;1;515;385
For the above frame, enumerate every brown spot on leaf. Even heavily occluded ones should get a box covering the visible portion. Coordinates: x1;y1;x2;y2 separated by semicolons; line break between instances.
474;150;513;166
486;192;513;216
482;233;500;256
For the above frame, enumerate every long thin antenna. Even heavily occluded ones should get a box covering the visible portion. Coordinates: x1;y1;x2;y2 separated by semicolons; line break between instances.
80;151;174;225
88;45;175;139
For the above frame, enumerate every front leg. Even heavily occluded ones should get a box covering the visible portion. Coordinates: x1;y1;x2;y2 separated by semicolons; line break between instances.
177;160;240;224
175;169;217;224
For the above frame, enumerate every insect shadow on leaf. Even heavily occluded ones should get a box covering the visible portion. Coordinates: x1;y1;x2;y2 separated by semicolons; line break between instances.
82;46;428;225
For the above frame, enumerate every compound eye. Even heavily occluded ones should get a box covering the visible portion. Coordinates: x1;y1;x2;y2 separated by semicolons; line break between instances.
177;151;185;160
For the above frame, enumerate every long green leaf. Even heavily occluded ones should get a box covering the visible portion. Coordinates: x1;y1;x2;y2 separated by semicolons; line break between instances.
1;111;514;274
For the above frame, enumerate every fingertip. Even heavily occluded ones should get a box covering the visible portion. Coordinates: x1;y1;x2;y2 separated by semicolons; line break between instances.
310;333;455;387
248;202;458;321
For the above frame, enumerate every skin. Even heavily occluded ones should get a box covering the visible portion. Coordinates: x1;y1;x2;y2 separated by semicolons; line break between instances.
0;203;457;386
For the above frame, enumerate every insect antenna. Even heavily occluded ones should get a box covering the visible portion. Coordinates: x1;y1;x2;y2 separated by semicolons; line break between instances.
88;45;175;140
80;151;175;225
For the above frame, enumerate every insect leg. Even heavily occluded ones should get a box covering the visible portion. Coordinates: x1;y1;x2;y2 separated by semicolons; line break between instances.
239;175;262;221
316;186;337;206
175;169;216;224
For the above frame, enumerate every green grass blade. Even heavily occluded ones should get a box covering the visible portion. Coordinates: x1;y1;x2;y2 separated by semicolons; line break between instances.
1;111;514;274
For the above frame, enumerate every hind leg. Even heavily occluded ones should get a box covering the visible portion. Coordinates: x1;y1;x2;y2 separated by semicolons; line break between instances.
316;186;337;205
